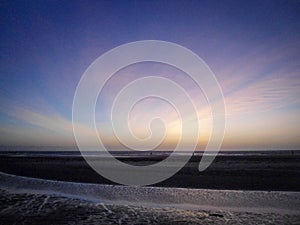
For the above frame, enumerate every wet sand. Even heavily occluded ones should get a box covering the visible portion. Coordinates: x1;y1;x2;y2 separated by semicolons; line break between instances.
1;189;299;225
0;154;299;191
1;171;300;225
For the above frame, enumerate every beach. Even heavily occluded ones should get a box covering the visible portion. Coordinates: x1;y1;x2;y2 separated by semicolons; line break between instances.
1;170;300;224
2;0;300;224
0;152;299;191
0;152;300;224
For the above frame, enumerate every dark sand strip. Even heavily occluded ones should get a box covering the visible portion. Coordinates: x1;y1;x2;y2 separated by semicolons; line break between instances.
0;155;299;191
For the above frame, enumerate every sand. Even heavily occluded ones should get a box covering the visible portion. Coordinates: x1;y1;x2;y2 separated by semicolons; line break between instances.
0;154;299;191
0;172;300;224
0;153;300;224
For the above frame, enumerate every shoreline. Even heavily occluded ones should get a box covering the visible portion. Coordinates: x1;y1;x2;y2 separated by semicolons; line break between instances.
1;158;300;224
1;171;300;215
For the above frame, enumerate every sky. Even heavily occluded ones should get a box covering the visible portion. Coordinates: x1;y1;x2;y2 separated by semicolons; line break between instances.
0;0;299;150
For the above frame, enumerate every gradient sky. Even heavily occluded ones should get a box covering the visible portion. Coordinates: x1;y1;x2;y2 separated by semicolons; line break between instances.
0;0;299;150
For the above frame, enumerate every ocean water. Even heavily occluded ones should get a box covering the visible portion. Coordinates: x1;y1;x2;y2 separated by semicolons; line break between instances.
0;146;299;158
